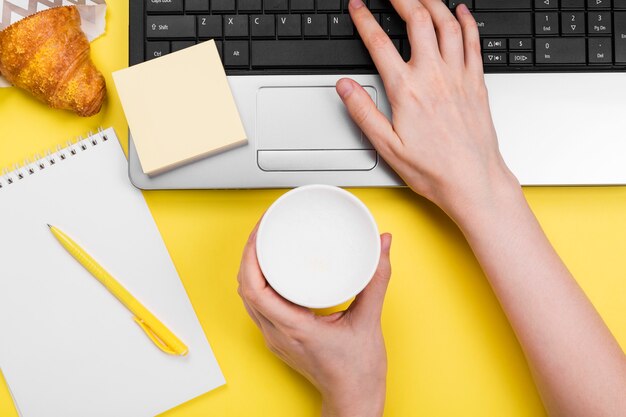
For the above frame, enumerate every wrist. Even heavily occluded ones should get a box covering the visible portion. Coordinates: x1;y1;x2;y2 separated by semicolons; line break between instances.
320;384;385;417
441;161;524;232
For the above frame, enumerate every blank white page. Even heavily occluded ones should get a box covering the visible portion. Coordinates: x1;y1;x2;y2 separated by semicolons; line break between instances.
0;128;224;417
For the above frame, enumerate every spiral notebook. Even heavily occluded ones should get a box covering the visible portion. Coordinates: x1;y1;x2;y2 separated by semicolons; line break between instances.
0;128;225;417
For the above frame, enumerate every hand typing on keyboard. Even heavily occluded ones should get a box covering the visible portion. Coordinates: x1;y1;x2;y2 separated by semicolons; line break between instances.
239;1;626;417
336;1;516;222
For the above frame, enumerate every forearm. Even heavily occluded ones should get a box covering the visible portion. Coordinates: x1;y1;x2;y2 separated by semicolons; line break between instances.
452;174;626;417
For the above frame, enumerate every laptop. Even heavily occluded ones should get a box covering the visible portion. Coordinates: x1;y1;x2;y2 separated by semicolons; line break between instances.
128;0;626;189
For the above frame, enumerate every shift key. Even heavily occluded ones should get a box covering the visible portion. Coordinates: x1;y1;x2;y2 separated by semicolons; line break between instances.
147;16;196;38
473;12;532;36
615;12;626;63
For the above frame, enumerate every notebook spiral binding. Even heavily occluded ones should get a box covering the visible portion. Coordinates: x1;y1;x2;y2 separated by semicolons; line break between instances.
0;127;110;190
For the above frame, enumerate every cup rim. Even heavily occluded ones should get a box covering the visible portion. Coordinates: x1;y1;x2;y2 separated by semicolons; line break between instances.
256;184;381;309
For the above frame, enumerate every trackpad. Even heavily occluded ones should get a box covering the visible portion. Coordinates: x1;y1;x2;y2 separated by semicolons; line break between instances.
257;86;377;150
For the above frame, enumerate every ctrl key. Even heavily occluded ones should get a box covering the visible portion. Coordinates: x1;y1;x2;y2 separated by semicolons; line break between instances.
223;41;249;67
146;41;170;60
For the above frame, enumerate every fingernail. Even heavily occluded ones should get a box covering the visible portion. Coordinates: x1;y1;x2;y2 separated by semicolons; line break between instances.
457;3;469;14
336;79;354;98
350;0;364;9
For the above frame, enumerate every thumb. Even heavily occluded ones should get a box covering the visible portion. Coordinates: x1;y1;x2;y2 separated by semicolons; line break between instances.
349;233;393;325
336;78;402;160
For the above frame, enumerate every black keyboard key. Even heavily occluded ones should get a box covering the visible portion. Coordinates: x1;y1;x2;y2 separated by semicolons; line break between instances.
536;38;586;63
561;0;584;8
391;38;401;53
510;38;532;49
147;16;196;38
329;14;353;36
186;0;209;11
291;0;314;10
400;39;411;61
239;0;262;11
172;40;196;52
509;52;533;64
317;0;341;10
146;41;170;60
534;0;557;9
212;0;236;12
587;0;611;9
482;38;506;50
369;0;392;11
614;12;626;62
617;0;626;9
146;0;183;13
224;41;249;67
483;52;507;64
473;12;532;36
588;12;611;34
535;12;559;35
251;40;372;67
198;15;222;38
588;38;612;63
382;13;406;36
264;0;288;11
214;41;223;60
225;15;249;37
475;0;531;9
304;15;328;37
277;15;302;37
562;12;585;35
251;15;276;37
449;0;473;9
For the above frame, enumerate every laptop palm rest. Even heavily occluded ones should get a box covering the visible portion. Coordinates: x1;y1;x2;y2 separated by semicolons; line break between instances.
256;86;378;172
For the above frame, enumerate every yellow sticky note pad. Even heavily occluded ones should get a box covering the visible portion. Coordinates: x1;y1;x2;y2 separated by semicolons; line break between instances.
113;41;247;176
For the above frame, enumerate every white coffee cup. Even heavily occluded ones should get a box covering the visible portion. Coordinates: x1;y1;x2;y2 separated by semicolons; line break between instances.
256;184;381;309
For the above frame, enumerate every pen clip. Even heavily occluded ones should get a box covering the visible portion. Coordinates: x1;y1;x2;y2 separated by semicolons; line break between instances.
133;317;177;356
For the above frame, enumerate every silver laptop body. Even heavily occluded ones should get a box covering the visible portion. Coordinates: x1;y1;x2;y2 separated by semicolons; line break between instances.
129;72;626;189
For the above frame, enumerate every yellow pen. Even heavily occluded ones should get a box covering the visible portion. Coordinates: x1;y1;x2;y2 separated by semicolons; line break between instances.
47;224;188;356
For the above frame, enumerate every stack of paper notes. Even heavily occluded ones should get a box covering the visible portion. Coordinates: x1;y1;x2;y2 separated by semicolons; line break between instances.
113;40;247;176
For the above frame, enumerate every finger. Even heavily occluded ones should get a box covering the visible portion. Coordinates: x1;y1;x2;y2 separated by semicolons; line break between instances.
420;0;464;67
336;78;403;162
237;221;261;286
455;3;483;73
239;223;314;327
349;233;393;325
238;284;263;328
348;0;406;80
386;0;439;61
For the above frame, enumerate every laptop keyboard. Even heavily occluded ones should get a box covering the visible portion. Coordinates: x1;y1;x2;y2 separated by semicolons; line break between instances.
137;0;626;73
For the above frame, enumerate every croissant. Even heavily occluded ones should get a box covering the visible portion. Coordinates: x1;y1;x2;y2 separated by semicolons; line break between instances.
0;6;106;117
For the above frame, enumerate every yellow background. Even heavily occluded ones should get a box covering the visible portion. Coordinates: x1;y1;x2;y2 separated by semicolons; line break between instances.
1;1;624;416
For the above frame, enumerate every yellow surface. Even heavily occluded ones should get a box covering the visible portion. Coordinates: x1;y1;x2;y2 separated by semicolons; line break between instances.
112;40;246;176
0;2;625;416
0;370;19;417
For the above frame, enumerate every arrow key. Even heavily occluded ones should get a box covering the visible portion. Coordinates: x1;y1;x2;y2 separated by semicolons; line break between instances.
483;52;507;65
509;52;533;65
562;12;585;35
482;38;506;50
